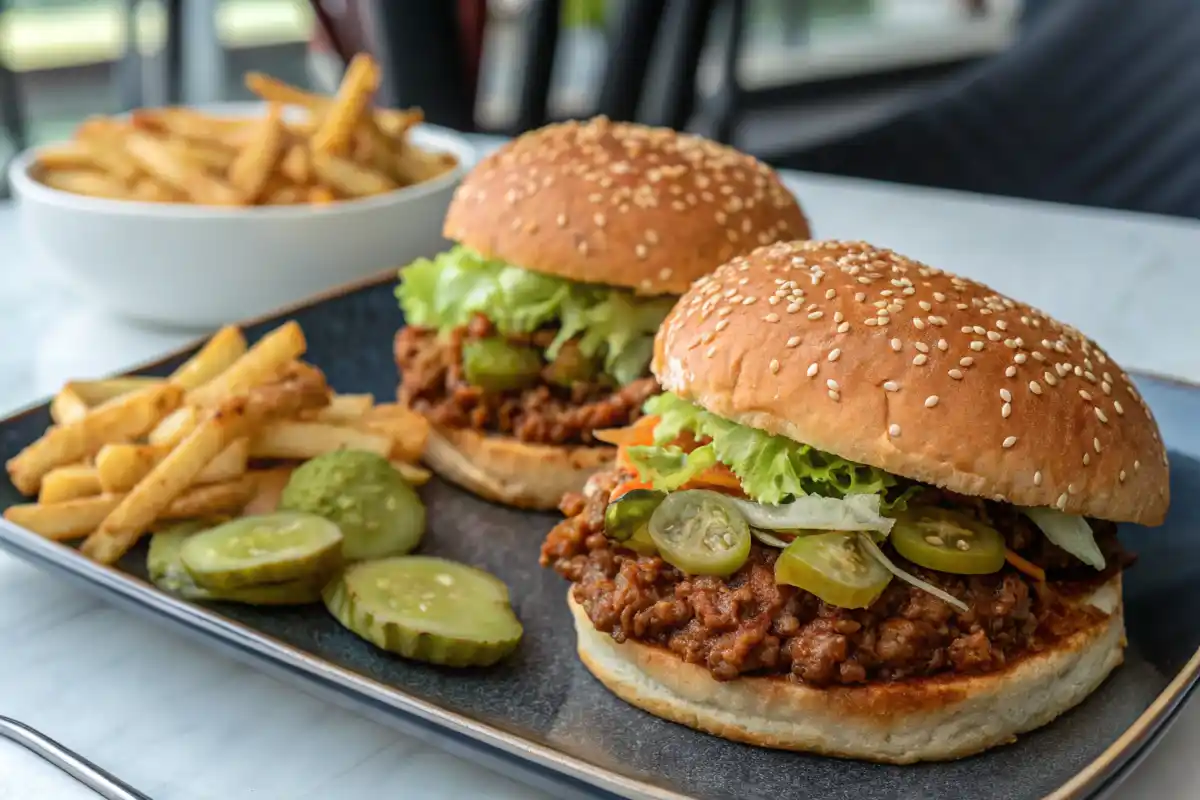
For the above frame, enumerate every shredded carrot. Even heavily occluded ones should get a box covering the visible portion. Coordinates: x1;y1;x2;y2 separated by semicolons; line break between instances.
594;415;659;446
682;463;743;493
610;478;654;503
1005;549;1046;582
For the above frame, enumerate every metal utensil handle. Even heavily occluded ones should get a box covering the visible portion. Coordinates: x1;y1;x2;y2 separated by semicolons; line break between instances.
0;717;150;800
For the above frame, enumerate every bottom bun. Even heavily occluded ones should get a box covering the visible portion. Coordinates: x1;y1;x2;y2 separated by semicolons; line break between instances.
569;575;1124;763
423;425;614;510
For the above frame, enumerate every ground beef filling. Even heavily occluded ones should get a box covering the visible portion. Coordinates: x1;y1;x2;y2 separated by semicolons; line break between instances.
394;315;657;446
540;469;1125;687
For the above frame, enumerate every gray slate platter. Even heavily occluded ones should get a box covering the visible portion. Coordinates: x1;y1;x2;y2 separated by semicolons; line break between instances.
1;276;1198;800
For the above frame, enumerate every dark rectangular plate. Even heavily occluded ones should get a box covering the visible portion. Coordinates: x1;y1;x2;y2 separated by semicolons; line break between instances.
3;275;1199;800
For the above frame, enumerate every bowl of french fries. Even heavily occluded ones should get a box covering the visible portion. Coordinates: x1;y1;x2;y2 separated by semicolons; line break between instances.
3;319;431;566
7;55;474;328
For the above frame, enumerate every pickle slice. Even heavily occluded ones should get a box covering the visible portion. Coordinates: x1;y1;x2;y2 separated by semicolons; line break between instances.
461;338;543;392
890;507;1006;575
323;556;522;667
648;490;751;576
775;532;892;609
180;511;343;591
148;522;326;605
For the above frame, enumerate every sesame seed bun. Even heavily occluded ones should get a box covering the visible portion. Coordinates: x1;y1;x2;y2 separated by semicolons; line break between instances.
422;425;614;510
652;240;1169;524
569;576;1124;763
442;117;811;296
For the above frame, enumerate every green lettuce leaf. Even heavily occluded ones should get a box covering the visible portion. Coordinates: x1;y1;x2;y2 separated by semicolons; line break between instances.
396;246;675;385
634;393;917;508
624;444;718;491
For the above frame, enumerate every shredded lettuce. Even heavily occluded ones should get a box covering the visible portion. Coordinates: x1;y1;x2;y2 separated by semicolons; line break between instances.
726;493;895;535
633;393;918;507
396;245;675;385
1023;507;1106;570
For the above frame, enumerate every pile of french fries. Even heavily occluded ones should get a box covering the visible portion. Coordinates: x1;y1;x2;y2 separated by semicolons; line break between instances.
33;53;457;206
4;321;430;566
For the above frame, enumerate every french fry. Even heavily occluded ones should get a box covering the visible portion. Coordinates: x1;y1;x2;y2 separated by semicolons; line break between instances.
229;104;286;202
6;478;255;542
125;133;244;206
66;377;165;406
374;107;423;139
148;406;199;448
39;170;129;200
310;393;374;423
308;186;336;204
187;321;307;408
311;53;379;155
244;467;294;516
393;143;456;185
82;367;331;563
249;421;391;460
170;325;247;392
165;137;236;173
6;383;184;495
361;403;430;461
39;465;102;504
96;438;248;494
131;179;183;203
310;151;396;197
391;460;431;487
50;387;91;425
279;144;311;185
264;184;306;205
244;71;325;110
81;400;257;563
35;142;96;171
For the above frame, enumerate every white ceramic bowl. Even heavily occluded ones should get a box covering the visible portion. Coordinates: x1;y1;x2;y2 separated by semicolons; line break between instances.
8;118;475;328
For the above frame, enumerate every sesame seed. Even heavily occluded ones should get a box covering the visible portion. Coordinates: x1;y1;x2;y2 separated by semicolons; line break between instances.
1119;470;1127;482
855;292;866;302
949;369;964;380
1044;372;1058;386
1000;389;1012;402
1069;483;1078;494
1029;381;1043;395
833;311;844;323
913;354;928;366
837;322;850;333
593;212;607;227
974;326;986;335
826;379;839;391
925;395;939;408
929;316;947;326
933;292;947;302
1083;454;1091;466
883;381;899;392
1113;400;1124;415
913;318;927;330
808;311;824;321
715;320;729;332
1001;436;1018;449
786;335;800;347
556;213;567;228
1034;471;1043;486
889;424;902;438
743;297;757;306
1101;381;1112;395
987;330;1002;341
956;539;971;552
828;349;842;362
764;313;780;323
919;300;932;312
1079;389;1092;401
828;390;841;402
1095;407;1109;423
577;241;589;255
825;289;836;299
769;359;780;374
1015;353;1027;364
705;346;716;358
890;338;902;352
969;341;984;351
996;320;1008;330
960;357;975;367
1135;460;1141;471
937;339;948;351
1002;402;1011;418
925;535;945;546
807;362;819;377
1056;493;1068;510
1093;437;1102;452
915;342;930;353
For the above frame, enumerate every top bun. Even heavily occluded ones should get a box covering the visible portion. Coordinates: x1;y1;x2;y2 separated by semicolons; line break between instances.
443;117;811;296
653;240;1169;524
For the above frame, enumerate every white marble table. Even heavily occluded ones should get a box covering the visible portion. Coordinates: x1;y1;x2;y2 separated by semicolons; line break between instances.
3;172;1200;799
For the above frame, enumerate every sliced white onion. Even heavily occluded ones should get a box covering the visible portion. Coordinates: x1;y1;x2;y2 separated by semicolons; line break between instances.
1022;507;1106;570
751;529;793;549
726;493;894;535
856;533;969;613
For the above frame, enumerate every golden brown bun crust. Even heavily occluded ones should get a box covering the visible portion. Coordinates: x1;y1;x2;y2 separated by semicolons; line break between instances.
422;425;613;510
570;576;1124;763
653;240;1169;524
443;117;811;295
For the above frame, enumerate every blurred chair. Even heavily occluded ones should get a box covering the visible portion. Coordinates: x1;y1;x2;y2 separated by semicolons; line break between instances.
776;0;1200;218
0;0;27;200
